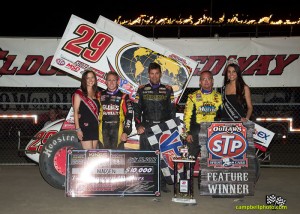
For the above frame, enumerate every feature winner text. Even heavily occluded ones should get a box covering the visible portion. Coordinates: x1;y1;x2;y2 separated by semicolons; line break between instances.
207;172;249;194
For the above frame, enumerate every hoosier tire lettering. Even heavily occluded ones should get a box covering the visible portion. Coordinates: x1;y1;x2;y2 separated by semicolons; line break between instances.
42;134;76;158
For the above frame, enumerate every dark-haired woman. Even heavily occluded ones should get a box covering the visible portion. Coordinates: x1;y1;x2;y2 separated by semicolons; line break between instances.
221;59;253;122
72;69;100;149
221;59;260;184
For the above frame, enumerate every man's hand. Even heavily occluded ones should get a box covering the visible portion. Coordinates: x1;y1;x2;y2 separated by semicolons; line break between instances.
137;126;145;134
241;117;249;122
120;133;128;142
186;134;193;143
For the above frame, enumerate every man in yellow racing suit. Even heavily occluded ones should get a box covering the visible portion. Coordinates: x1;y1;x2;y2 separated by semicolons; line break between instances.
184;70;222;158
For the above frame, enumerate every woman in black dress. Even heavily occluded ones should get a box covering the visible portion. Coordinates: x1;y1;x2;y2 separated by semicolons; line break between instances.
72;70;100;149
220;59;260;184
221;58;253;122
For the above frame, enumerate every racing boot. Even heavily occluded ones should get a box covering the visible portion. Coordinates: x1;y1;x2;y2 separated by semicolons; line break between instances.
160;172;171;193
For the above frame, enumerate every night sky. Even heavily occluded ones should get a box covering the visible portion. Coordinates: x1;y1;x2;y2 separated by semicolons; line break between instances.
1;0;298;37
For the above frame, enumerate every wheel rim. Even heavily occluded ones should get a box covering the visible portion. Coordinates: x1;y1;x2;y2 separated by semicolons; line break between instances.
53;146;70;176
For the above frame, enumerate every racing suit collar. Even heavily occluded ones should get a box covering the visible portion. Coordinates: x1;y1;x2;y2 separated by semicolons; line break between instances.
107;88;119;95
200;87;213;94
149;82;161;89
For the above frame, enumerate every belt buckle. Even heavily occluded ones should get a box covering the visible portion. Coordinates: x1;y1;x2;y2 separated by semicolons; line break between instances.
105;121;117;124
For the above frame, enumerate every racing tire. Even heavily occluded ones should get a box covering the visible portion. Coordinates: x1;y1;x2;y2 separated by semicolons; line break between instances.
39;130;82;189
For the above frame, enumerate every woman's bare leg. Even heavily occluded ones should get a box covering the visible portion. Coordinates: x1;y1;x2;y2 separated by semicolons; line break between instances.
92;140;99;149
81;140;93;149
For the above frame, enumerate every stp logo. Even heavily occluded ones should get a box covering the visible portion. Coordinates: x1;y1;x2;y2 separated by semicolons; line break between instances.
207;132;248;158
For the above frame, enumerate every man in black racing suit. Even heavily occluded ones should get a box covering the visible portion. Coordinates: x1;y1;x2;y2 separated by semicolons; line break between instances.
133;62;176;192
99;71;133;149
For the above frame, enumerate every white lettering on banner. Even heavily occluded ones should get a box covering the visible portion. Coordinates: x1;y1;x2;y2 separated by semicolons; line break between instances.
207;172;249;182
208;184;249;194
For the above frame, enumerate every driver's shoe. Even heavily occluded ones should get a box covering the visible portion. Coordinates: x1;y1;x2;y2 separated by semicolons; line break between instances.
161;183;171;193
160;176;171;193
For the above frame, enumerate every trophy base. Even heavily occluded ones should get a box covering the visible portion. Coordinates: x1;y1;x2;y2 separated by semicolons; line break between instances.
172;197;197;204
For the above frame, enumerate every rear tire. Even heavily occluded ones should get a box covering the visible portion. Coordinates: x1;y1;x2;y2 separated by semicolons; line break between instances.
39;130;82;189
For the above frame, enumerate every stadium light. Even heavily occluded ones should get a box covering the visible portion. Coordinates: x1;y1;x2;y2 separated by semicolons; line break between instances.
256;117;300;132
0;114;38;124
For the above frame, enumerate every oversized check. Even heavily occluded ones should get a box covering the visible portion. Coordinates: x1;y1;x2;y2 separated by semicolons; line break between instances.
66;149;160;197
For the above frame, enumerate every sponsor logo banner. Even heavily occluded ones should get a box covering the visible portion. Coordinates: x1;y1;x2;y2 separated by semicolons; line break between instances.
51;15;197;102
253;122;275;149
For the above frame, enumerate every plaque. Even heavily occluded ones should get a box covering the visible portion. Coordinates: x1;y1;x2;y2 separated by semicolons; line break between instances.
199;122;258;197
66;149;160;197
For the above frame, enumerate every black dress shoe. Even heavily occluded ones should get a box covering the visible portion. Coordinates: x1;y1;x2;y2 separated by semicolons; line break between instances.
161;184;171;193
160;172;171;193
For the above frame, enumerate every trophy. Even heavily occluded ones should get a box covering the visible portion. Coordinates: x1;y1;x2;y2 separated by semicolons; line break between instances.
172;133;196;204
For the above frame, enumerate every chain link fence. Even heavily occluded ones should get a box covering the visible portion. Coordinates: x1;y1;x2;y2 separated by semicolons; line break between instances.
0;87;74;165
1;86;300;167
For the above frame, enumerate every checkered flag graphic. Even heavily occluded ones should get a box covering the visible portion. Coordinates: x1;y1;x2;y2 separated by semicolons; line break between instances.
144;117;184;184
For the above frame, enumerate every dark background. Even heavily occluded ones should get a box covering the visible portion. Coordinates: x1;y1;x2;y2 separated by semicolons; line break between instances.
1;0;299;37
